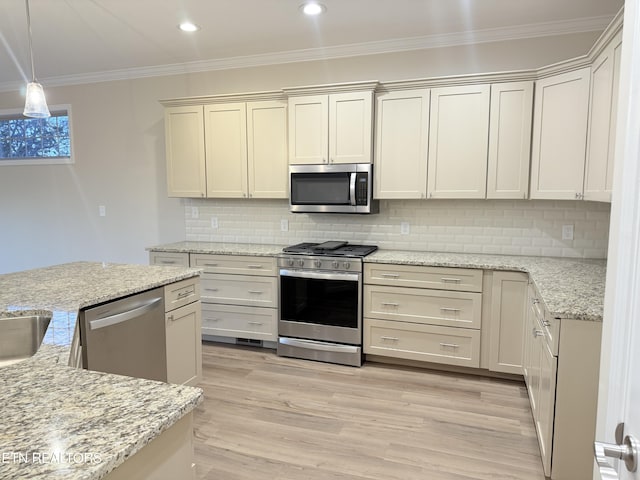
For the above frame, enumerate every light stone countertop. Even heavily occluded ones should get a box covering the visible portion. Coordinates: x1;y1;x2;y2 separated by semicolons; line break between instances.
148;241;607;322
146;240;286;257
0;261;204;480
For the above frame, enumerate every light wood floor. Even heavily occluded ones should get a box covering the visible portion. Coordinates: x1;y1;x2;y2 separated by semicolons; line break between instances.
194;342;545;480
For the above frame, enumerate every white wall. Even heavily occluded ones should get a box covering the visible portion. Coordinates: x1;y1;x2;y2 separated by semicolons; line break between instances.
0;31;603;273
184;198;610;258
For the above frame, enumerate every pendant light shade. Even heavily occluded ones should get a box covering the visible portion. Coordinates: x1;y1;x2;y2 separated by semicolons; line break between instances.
23;0;50;118
24;81;50;118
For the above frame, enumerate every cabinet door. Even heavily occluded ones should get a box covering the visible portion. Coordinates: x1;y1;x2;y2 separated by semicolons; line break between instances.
164;106;206;198
584;32;623;202
166;301;202;387
530;67;591;199
488;272;528;375
374;90;430;199
427;85;490;198
288;95;328;164
204;103;248;198
536;341;557;477
487;82;533;199
247;100;288;198
329;91;373;164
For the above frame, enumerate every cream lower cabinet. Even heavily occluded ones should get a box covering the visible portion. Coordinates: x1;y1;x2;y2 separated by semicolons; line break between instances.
523;281;601;479
530;67;591;200
364;264;482;368
149;251;189;267
164;278;202;387
191;254;278;342
488;271;528;374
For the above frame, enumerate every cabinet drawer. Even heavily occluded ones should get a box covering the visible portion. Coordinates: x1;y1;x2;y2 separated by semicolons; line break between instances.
201;274;277;307
364;263;482;292
149;251;190;267
364;285;481;329
364;318;480;368
191;254;277;276
201;304;277;341
164;277;201;312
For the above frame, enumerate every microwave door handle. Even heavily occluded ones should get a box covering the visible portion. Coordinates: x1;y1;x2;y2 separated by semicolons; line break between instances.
349;173;357;206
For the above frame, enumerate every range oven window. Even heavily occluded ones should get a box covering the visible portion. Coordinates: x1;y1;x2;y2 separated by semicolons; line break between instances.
290;172;351;205
280;275;358;329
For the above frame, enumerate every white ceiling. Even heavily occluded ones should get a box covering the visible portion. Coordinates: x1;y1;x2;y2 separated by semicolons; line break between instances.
0;0;624;91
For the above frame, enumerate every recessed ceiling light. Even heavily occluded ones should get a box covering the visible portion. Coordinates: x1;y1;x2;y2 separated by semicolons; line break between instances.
178;22;200;32
300;3;326;16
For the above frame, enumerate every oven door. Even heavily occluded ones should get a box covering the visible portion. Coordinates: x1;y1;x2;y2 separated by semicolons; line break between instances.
278;268;362;345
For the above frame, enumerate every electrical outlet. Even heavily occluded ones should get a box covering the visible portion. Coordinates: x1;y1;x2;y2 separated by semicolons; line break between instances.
191;206;199;219
562;224;574;241
401;222;410;235
98;205;106;217
281;219;289;232
211;217;218;229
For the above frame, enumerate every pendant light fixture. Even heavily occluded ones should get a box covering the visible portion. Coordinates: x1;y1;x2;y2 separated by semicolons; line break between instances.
23;0;50;118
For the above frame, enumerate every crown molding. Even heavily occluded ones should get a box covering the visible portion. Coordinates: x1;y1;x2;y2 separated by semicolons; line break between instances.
0;14;614;93
160;90;285;107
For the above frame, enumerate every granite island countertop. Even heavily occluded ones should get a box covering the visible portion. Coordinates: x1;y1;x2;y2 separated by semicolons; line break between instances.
0;261;204;480
148;241;607;322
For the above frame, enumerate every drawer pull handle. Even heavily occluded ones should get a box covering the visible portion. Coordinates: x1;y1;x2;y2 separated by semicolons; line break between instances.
247;265;263;269
440;307;460;313
543;320;551;327
247;290;264;294
177;291;193;299
381;274;400;278
203;263;218;267
160;260;177;264
209;318;221;322
533;328;544;337
440;343;460;349
532;298;540;305
381;336;399;342
248;321;264;326
381;302;399;307
441;277;461;283
204;288;219;292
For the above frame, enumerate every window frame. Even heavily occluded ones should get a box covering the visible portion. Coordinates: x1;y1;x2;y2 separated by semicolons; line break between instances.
0;104;74;166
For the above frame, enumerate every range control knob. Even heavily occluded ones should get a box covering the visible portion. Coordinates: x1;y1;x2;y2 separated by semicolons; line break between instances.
314;260;322;268
297;259;305;267
287;259;295;267
343;262;351;270
332;261;339;268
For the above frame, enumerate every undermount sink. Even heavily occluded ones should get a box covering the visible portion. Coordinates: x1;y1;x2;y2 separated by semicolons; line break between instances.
0;315;51;367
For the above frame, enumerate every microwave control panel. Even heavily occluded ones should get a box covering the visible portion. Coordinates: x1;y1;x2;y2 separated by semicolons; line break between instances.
355;173;369;206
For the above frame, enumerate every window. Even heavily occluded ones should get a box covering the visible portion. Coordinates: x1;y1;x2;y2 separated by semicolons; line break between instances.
0;106;73;165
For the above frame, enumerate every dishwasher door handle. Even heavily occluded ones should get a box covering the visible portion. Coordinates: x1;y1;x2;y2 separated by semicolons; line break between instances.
89;297;163;330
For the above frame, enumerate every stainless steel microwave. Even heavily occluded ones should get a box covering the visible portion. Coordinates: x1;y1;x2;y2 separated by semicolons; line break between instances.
289;163;379;214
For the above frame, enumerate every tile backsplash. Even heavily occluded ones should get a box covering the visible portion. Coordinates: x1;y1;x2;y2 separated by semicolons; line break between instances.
184;198;611;259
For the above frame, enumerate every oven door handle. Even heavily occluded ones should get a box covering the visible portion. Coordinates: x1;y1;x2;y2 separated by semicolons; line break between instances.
279;337;361;353
279;269;359;282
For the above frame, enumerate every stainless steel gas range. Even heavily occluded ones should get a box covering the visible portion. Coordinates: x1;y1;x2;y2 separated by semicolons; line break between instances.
277;241;378;367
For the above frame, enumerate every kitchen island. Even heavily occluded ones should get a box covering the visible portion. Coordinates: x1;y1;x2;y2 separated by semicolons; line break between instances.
0;262;203;480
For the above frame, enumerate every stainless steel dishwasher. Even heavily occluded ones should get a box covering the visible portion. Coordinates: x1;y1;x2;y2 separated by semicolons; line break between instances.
80;287;167;381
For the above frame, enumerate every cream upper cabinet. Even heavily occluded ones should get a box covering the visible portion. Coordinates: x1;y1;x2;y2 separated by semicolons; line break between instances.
487;82;533;200
288;91;373;164
164;106;207;198
204;103;248;198
247;100;288;198
584;32;623;202
374;89;430;199
427;84;490;199
530;67;591;200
